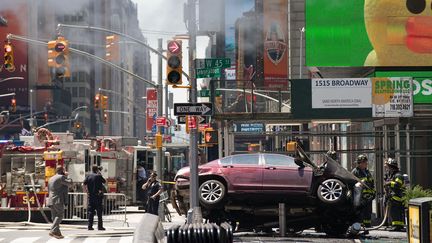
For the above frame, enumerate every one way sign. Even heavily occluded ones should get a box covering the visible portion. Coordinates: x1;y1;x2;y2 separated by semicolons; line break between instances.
174;103;213;116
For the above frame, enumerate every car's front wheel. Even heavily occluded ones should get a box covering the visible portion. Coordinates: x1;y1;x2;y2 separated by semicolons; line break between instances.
317;178;346;205
199;179;226;208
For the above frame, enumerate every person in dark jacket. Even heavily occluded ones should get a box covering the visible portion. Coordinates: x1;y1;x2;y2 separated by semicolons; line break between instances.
83;165;106;230
384;158;406;232
142;172;163;215
352;154;376;229
47;166;73;239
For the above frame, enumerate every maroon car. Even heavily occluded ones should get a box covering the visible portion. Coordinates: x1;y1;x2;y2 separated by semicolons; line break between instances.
174;148;365;236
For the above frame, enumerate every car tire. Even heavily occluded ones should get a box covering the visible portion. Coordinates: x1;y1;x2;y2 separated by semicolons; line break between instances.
317;178;346;205
199;179;226;208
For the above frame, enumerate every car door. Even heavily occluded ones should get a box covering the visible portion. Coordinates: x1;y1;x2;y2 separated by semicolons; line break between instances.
262;154;313;193
220;153;263;191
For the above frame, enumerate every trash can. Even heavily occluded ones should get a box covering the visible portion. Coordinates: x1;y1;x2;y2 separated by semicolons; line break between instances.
407;197;432;243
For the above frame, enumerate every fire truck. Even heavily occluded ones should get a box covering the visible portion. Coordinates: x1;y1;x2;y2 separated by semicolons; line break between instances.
0;129;88;222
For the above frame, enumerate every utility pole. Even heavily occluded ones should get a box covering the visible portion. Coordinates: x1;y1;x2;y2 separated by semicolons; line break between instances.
187;0;201;223
156;38;163;180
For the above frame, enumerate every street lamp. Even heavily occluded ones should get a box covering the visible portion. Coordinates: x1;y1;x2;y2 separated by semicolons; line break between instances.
299;27;305;79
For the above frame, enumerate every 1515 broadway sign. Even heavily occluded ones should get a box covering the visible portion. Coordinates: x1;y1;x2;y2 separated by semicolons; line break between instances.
372;77;413;118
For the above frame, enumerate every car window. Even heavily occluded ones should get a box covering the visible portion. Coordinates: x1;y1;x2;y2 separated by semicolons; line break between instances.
231;154;260;165
220;156;232;165
264;154;296;167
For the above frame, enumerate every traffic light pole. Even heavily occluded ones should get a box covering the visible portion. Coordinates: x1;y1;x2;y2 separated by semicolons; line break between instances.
187;0;201;224
7;34;157;88
156;38;163;182
57;24;190;81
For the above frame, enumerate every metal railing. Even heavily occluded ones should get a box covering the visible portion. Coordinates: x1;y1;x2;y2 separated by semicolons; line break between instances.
64;192;128;226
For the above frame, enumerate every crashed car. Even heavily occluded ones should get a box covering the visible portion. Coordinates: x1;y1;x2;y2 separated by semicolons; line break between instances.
173;145;366;236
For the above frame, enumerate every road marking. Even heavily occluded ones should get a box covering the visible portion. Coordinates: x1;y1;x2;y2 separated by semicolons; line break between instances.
46;237;74;243
83;237;111;243
354;239;362;243
119;236;133;243
10;237;40;243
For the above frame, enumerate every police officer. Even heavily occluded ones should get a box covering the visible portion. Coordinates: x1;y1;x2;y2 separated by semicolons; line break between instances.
83;165;106;230
142;172;163;215
384;158;406;232
352;154;376;229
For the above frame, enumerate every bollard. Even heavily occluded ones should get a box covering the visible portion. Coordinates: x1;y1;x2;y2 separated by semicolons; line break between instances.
407;197;432;243
279;203;286;236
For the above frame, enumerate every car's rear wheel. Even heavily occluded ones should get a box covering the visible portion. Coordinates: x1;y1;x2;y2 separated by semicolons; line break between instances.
199;179;226;208
317;178;346;205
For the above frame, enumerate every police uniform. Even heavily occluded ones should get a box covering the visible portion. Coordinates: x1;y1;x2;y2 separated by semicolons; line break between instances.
352;163;376;227
146;180;162;215
384;159;406;230
83;171;106;230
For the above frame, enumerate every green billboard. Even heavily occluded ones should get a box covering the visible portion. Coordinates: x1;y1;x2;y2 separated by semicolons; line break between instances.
306;0;432;67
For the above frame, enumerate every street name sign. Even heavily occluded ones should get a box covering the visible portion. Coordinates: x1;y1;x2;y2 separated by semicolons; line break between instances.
177;115;208;124
196;68;221;79
174;103;213;116
195;58;231;69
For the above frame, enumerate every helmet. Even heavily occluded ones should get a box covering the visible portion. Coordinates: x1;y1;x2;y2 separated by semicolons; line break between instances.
326;150;337;160
385;158;398;168
357;154;368;163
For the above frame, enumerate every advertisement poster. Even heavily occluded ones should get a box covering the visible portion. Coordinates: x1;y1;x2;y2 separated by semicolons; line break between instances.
263;0;288;89
0;3;29;109
306;0;432;67
372;77;413;117
311;78;371;109
375;71;432;104
146;89;157;133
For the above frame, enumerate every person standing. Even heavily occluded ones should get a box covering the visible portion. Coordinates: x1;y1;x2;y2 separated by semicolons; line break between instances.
137;163;148;209
47;166;73;239
384;158;406;232
83;165;106;230
142;172;163;215
352;154;376;229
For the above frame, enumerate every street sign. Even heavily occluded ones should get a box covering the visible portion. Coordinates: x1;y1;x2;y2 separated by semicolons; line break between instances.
167;40;181;54
198;89;221;97
177;115;208;124
156;117;167;126
174;103;213;116
195;58;231;69
196;68;221;79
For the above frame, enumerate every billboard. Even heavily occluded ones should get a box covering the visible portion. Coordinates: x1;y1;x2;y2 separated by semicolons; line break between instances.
306;0;432;67
312;78;371;109
263;0;288;89
372;77;413;118
146;89;157;133
0;3;29;110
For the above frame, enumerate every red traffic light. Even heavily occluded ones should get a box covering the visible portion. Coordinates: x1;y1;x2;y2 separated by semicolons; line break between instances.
4;44;12;53
167;40;181;54
55;42;66;52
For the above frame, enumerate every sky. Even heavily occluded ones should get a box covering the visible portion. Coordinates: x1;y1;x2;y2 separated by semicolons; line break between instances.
132;0;209;107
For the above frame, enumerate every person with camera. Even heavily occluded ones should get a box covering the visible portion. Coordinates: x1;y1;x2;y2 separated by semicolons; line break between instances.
83;165;107;230
142;172;163;215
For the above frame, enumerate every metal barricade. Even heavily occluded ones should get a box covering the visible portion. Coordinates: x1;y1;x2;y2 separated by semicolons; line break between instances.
64;192;128;226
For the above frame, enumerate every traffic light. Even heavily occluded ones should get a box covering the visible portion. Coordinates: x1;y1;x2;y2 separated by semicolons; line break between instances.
4;42;15;72
74;122;81;129
101;95;108;110
94;94;101;109
204;130;218;144
44;112;49;122
105;35;119;61
166;40;182;85
10;98;16;112
50;36;70;78
103;112;108;124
